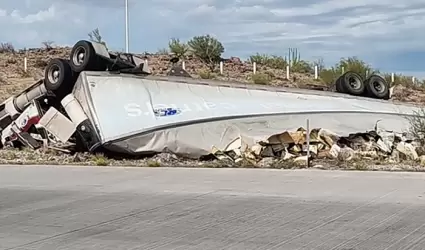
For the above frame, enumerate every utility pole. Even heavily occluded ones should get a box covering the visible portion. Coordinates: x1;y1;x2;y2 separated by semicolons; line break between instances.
125;0;129;53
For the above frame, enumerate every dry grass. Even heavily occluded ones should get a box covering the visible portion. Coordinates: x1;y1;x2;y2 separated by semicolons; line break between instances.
0;147;424;172
0;78;36;101
0;47;70;101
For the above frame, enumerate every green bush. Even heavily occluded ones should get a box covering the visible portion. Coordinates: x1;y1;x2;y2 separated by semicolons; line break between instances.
319;68;340;85
251;73;272;85
198;70;216;79
336;57;376;77
249;54;287;69
382;73;418;88
168;38;189;59
319;57;378;85
291;60;313;73
188;35;224;71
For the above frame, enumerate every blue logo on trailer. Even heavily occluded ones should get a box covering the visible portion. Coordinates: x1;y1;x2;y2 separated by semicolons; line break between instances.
154;107;181;117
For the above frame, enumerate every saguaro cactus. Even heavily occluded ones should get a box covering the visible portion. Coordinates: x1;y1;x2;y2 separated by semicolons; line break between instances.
288;48;300;67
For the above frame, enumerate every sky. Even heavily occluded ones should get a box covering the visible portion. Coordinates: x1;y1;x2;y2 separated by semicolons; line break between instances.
1;0;425;78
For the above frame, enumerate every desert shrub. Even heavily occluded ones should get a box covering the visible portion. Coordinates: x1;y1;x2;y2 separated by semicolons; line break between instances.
42;41;54;50
251;73;272;85
198;70;216;79
0;43;14;53
319;57;377;85
188;34;224;71
168;38;189;59
407;108;425;145
88;28;107;48
90;153;109;166
249;49;312;73
382;73;419;88
249;53;287;69
291;60;313;73
336;57;376;77
285;48;312;73
319;68;340;85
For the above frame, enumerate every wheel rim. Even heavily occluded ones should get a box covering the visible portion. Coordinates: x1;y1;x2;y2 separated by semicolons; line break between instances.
372;80;385;93
47;64;60;84
72;46;86;66
347;74;362;90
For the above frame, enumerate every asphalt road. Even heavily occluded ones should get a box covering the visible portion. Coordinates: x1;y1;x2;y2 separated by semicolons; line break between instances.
1;166;425;250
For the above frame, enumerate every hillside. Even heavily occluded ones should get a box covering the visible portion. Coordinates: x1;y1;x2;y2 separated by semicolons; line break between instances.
0;46;424;104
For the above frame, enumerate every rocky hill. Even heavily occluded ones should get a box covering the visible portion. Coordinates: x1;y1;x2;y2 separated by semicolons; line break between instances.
0;46;424;104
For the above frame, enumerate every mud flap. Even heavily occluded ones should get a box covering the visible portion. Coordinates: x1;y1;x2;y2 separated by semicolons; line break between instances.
13;130;41;149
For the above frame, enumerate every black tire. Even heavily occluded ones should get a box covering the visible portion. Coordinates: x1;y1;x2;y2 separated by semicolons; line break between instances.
335;75;346;93
70;40;101;72
44;58;75;98
365;74;390;99
340;71;365;96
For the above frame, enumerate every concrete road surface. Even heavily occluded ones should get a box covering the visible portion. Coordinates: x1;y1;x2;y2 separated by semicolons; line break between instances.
1;165;425;250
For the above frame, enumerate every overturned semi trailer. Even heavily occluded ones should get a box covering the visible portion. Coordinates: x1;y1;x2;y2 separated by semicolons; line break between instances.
0;39;411;157
41;71;423;159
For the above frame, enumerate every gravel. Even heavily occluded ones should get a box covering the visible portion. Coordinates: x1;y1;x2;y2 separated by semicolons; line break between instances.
1;147;425;173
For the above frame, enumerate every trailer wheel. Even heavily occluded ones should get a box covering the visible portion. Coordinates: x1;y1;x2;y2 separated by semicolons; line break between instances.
44;58;75;97
341;71;365;96
335;76;346;93
70;40;99;72
365;75;390;99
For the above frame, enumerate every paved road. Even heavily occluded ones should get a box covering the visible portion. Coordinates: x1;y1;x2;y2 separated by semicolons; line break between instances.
1;166;425;250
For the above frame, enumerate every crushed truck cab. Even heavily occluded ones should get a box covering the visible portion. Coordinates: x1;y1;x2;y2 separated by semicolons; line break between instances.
0;40;155;152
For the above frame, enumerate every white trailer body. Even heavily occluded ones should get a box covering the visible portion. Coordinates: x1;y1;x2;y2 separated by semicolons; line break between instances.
49;71;421;158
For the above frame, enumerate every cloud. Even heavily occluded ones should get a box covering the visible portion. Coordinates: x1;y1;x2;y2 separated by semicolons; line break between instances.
0;0;425;78
9;6;56;23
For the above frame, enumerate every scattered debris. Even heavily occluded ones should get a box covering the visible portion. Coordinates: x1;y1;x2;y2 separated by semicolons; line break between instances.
210;124;425;168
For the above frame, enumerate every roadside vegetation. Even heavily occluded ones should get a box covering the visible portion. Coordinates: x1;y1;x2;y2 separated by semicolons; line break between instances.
165;33;424;87
2;28;421;88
